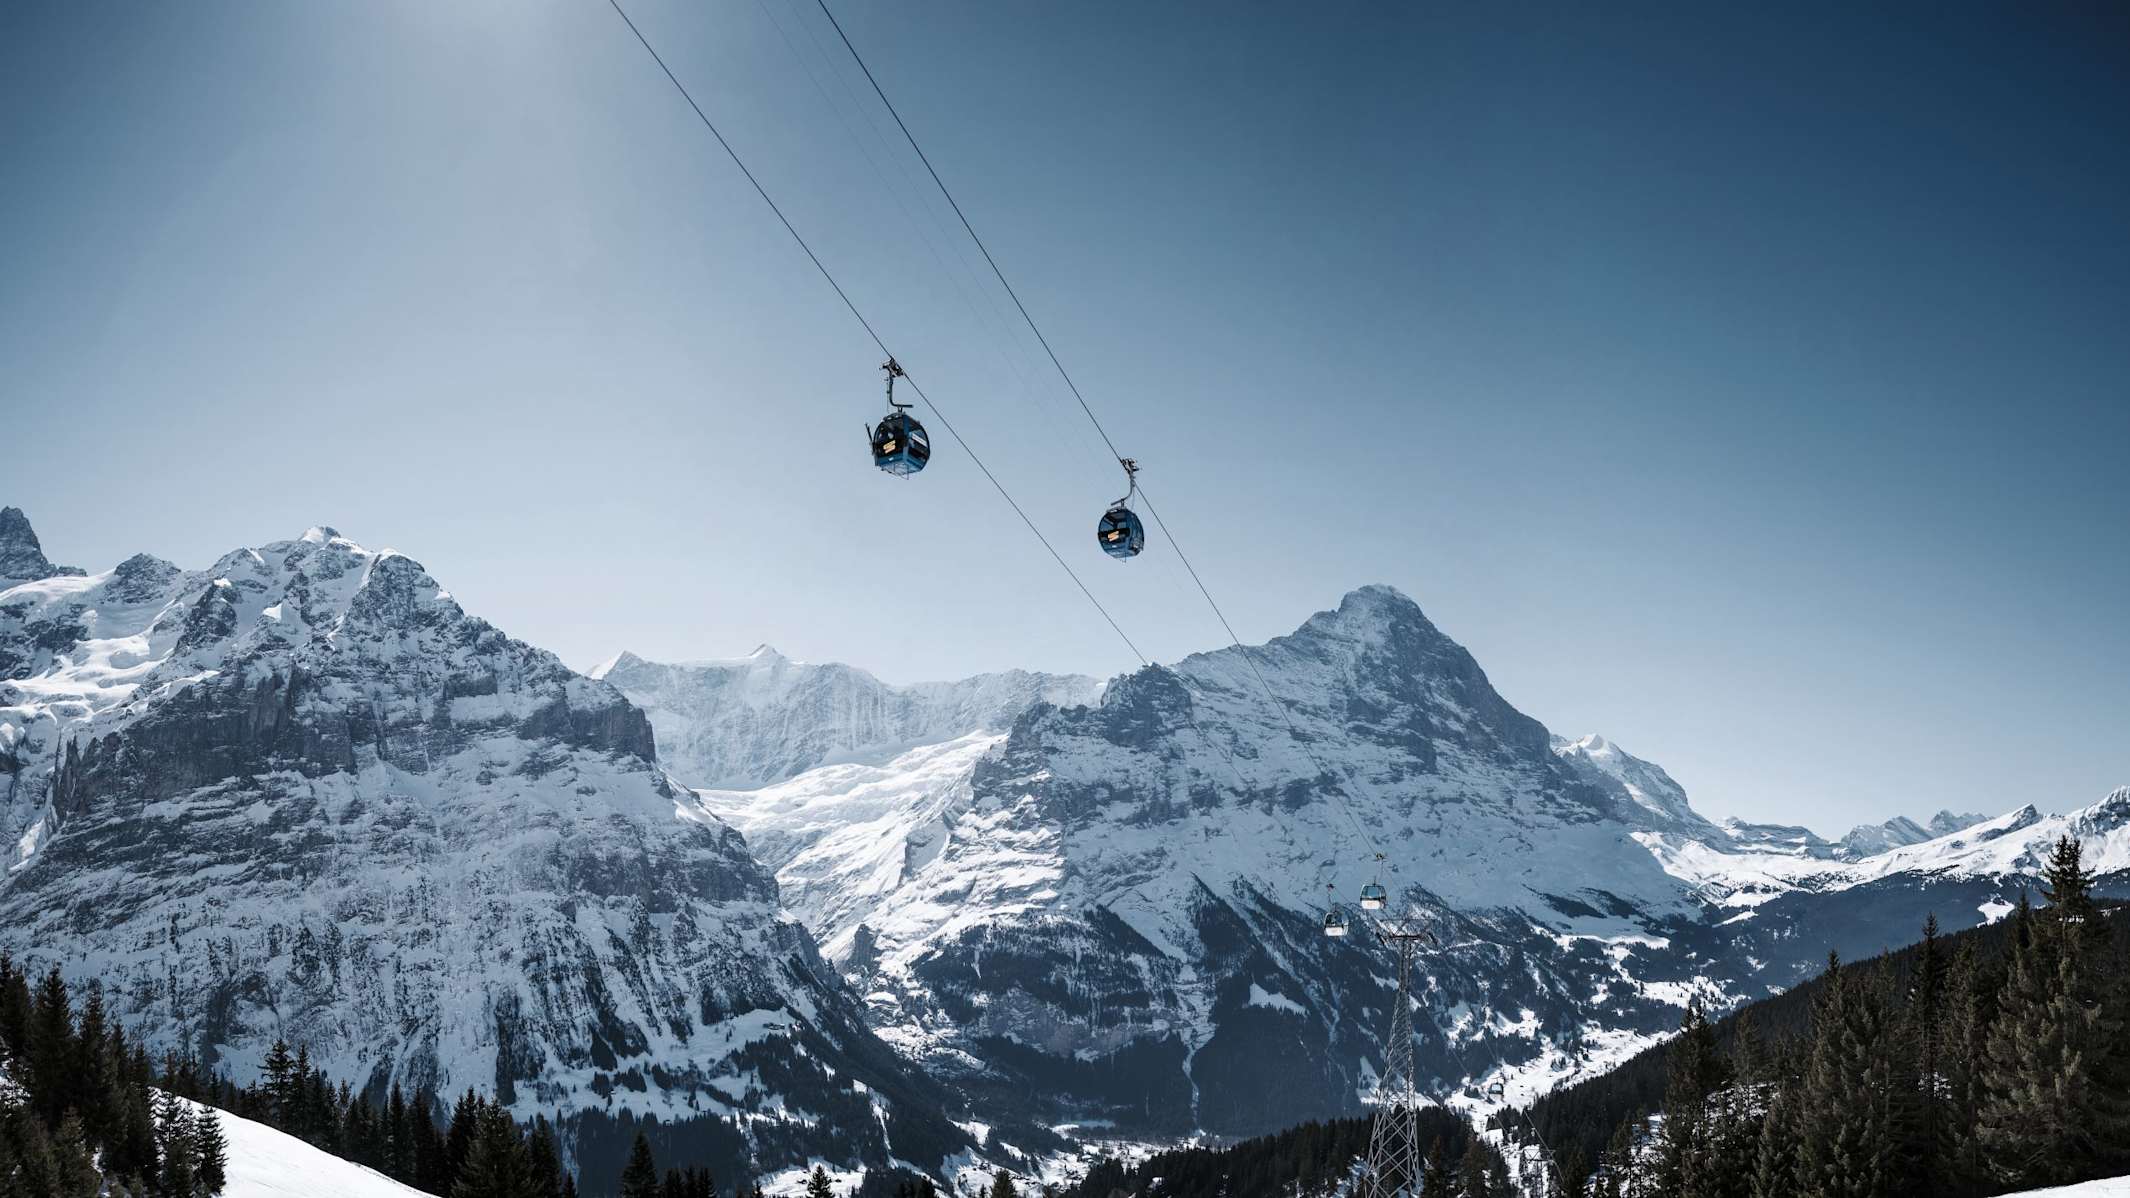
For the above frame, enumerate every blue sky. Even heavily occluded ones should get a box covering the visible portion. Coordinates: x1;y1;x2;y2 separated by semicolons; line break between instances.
3;1;2125;832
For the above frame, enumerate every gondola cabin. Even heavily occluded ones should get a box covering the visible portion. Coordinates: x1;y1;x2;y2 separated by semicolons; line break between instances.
1359;881;1388;911
871;410;930;477
1322;907;1349;937
1097;505;1144;559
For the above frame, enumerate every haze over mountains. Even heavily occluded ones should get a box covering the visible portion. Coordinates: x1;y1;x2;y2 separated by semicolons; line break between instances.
3;506;2123;1173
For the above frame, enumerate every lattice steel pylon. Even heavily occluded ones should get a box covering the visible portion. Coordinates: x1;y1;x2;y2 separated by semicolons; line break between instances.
1360;913;1437;1198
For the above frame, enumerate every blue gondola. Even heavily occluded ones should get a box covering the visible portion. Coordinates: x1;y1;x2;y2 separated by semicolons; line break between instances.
1322;906;1349;937
1359;881;1388;911
868;358;930;477
1097;458;1145;559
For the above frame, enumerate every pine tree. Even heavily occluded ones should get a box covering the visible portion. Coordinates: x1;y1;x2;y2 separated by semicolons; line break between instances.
51;1110;103;1198
621;1132;663;1198
1459;1142;1489;1198
527;1114;565;1198
1976;837;2130;1186
262;1039;295;1123
1748;1082;1798;1198
1907;914;1947;1188
1485;1154;1513;1198
1654;1003;1729;1196
11;1109;64;1198
414;1088;450;1194
196;1102;230;1195
454;1102;533;1198
106;1076;162;1187
1795;954;1897;1198
387;1083;414;1182
158;1094;201;1198
445;1089;483;1193
65;983;113;1144
25;967;73;1128
1595;1117;1638;1198
987;1170;1018;1198
1420;1137;1452;1198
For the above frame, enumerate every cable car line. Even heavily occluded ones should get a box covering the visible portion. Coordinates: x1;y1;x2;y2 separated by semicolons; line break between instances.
807;1;1398;869
620;0;1386;914
750;0;1104;469
603;0;1148;666
813;0;1131;471
1138;486;1387;858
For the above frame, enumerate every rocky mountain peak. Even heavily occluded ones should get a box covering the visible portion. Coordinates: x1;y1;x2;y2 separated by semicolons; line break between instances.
0;506;86;585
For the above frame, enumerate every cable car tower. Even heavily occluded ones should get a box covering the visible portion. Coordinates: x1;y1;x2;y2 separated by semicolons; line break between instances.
1325;861;1438;1198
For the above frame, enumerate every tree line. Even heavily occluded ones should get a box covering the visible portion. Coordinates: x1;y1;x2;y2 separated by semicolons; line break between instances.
0;954;229;1197
0;951;984;1198
1064;1108;1512;1198
1517;835;2130;1197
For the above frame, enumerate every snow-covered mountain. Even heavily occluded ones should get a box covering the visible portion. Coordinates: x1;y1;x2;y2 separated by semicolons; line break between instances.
0;512;976;1180
677;588;2129;1140
7;504;2120;1165
590;648;1098;789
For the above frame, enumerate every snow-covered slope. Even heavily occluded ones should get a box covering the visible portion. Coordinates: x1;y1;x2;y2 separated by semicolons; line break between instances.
2001;1177;2130;1197
592;648;1098;789
190;1097;439;1198
689;587;2127;1143
8;505;2119;1161
1639;789;2130;909
0;512;974;1179
697;588;1762;1139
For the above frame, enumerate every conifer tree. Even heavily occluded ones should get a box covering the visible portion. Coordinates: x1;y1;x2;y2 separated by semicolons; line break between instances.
987;1170;1018;1198
106;1075;162;1186
158;1094;201;1198
1978;836;2130;1186
453;1101;533;1198
527;1114;565;1198
262;1038;295;1122
1420;1137;1452;1198
1748;1083;1798;1198
52;1111;102;1198
26;967;73;1128
1459;1142;1489;1198
1596;1117;1638;1198
67;983;113;1143
1485;1154;1513;1198
1654;1003;1728;1196
621;1132;663;1198
10;1110;64;1198
386;1083;413;1182
1795;954;1896;1198
0;951;29;1058
1907;914;1947;1187
445;1089;483;1192
414;1088;449;1193
196;1102;230;1195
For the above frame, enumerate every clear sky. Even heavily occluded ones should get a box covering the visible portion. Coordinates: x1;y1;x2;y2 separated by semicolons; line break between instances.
3;1;2125;833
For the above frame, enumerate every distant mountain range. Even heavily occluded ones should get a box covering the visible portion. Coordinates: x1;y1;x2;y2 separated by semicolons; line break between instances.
3;504;2122;1174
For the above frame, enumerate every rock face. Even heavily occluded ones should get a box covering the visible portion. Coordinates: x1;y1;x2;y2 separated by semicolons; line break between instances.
0;518;972;1180
5;505;2121;1163
0;505;85;587
592;648;1100;789
694;588;2130;1141
708;588;1744;1137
